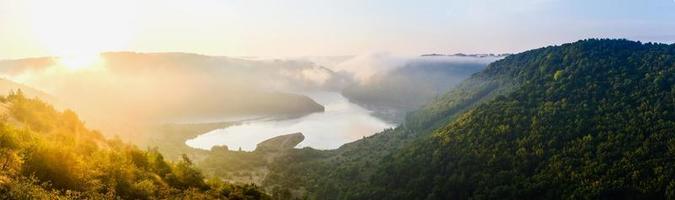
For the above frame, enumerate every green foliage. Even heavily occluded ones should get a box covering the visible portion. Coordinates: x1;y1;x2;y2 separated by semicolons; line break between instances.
0;91;270;199
364;39;675;199
553;69;565;80
260;39;675;199
259;44;517;199
199;149;268;179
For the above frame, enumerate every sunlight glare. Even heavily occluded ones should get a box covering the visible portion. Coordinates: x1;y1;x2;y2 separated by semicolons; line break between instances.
27;0;137;58
57;54;104;71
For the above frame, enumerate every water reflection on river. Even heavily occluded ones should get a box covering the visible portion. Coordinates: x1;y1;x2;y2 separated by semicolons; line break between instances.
185;92;396;151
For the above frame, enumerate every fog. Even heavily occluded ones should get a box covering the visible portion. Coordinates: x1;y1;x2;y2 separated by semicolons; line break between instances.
0;53;339;137
302;53;499;84
335;54;502;122
183;54;502;149
0;52;501;149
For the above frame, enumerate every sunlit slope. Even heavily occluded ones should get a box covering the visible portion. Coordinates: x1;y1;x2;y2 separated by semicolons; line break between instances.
365;39;675;199
0;78;55;104
0;92;269;199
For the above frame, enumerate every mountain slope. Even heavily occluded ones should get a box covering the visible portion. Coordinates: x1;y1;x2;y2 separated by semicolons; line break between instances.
261;56;515;199
0;78;55;104
364;39;675;199
259;39;675;200
0;91;269;199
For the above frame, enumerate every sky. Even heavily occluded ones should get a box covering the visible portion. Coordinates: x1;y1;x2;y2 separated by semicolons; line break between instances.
1;0;675;59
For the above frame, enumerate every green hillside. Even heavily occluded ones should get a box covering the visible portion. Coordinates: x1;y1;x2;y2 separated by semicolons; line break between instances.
0;90;269;200
364;39;675;199
259;50;516;200
260;39;675;199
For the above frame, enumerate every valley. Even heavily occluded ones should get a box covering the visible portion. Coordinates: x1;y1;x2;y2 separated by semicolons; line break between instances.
2;1;674;199
130;39;675;199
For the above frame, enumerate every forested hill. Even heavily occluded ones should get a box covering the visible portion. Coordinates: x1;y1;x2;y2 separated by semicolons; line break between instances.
0;90;269;199
261;41;518;200
260;39;675;199
365;39;675;199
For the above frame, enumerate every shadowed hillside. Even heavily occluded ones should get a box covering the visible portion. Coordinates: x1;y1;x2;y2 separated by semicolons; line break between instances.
257;39;675;199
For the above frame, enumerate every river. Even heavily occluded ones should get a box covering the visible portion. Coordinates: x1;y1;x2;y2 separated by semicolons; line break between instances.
185;91;396;151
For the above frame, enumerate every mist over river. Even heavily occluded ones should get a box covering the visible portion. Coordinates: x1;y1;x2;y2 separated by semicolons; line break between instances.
185;91;396;151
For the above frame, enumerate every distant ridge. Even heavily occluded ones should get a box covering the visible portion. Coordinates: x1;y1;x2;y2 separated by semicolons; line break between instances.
420;53;512;58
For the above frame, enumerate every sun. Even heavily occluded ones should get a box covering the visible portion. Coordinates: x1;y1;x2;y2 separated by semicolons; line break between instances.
26;0;136;63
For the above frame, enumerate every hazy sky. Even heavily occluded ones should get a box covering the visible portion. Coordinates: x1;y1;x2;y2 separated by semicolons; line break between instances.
1;0;675;59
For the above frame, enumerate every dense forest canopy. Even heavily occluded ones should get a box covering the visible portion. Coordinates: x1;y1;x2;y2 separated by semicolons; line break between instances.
255;39;675;199
361;39;675;199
